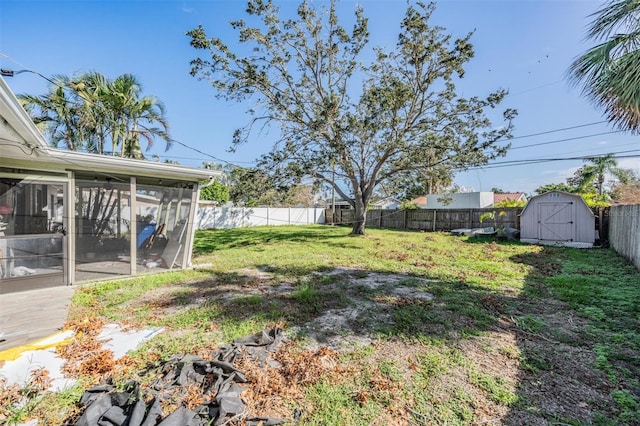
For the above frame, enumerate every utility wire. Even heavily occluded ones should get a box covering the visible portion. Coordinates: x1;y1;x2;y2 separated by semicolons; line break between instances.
471;150;639;171
151;153;256;165
553;141;640;157
0;52;57;85
509;120;609;140
170;139;257;167
510;130;626;150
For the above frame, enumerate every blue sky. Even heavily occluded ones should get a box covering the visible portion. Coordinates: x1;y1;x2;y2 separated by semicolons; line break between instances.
1;0;639;195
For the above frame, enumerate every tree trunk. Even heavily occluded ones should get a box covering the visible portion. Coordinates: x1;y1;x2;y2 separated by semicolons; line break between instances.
597;174;604;196
351;197;367;235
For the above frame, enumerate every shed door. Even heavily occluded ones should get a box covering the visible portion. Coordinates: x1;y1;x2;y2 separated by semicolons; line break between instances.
538;202;574;241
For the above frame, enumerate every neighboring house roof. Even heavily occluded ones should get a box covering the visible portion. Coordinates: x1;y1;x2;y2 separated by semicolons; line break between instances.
0;77;222;182
410;196;427;207
494;192;526;204
370;197;401;208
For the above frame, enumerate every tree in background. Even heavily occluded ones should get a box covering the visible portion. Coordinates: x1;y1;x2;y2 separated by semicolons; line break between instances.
151;154;180;164
534;183;577;195
380;162;455;202
199;180;230;204
611;181;640;204
225;165;317;207
188;1;516;234
569;0;640;132
20;75;89;151
494;198;527;208
20;72;172;158
226;166;273;206
567;154;634;196
199;162;230;204
535;154;638;207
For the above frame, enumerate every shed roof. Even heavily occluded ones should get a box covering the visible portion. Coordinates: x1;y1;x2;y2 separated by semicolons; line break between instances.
520;191;594;216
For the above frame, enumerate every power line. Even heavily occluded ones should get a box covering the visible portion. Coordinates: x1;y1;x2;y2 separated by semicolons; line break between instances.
553;141;640;157
471;150;639;171
509;120;609;140
0;52;56;85
170;139;257;167
151;152;256;165
506;79;564;97
510;130;626;150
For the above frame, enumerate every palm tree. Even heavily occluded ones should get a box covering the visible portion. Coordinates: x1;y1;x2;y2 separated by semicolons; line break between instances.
569;0;640;132
19;75;88;151
70;72;111;154
108;74;171;159
571;154;632;196
19;72;172;157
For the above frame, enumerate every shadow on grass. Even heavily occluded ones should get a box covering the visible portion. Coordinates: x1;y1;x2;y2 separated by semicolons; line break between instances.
462;236;640;422
503;245;640;424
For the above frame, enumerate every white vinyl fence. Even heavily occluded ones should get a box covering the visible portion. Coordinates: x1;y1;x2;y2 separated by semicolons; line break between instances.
196;204;326;229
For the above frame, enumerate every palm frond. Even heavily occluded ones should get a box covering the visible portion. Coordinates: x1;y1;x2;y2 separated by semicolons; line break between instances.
569;0;640;132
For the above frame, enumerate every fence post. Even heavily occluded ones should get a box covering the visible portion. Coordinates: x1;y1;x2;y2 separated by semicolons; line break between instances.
433;210;436;231
379;210;383;228
403;209;408;229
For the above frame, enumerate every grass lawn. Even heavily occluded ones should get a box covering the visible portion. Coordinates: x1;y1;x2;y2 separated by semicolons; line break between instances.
4;225;640;425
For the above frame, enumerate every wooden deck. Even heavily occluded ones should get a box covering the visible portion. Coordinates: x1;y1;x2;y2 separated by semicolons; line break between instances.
0;285;76;351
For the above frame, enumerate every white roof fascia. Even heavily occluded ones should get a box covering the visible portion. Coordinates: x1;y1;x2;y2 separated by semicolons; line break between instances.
0;77;49;152
37;147;224;182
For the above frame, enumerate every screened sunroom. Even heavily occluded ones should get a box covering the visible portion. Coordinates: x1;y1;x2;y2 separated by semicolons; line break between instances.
0;77;220;293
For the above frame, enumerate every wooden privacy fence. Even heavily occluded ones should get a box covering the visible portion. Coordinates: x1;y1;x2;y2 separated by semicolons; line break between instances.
326;208;523;231
607;204;640;270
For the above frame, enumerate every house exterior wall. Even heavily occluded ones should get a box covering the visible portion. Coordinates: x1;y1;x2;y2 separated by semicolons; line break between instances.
425;192;494;209
520;191;595;246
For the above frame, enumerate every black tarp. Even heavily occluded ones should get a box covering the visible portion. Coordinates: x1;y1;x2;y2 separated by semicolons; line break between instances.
72;328;287;426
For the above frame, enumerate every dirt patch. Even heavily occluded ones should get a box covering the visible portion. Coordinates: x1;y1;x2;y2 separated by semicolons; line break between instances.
293;269;434;351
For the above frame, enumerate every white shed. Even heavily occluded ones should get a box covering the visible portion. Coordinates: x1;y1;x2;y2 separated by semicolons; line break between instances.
520;191;596;248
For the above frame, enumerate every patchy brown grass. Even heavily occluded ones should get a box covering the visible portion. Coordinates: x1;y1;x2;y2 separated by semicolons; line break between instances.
10;227;639;425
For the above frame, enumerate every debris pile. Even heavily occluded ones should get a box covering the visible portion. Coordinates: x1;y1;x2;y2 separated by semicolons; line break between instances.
73;328;287;426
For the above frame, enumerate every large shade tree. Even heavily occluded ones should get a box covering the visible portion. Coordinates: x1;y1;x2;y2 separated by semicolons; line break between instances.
188;0;516;234
20;72;172;158
569;0;640;131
